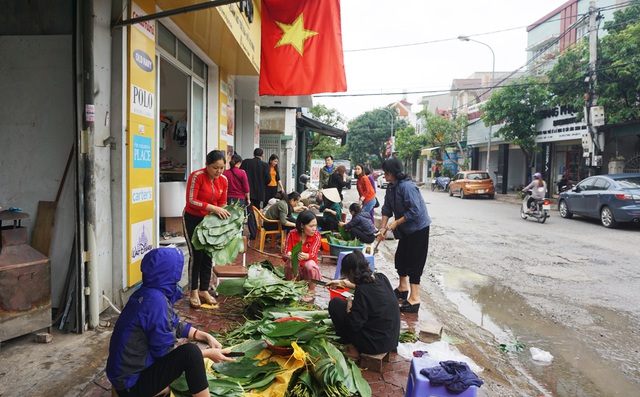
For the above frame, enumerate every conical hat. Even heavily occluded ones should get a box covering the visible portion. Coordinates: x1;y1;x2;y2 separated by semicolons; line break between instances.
322;187;341;203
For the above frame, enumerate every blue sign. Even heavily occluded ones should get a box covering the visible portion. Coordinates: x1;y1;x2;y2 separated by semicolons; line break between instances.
133;135;152;168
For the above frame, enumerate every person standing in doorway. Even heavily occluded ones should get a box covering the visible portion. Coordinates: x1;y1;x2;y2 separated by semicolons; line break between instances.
376;157;431;314
223;153;250;207
240;148;270;241
183;150;230;309
265;154;285;204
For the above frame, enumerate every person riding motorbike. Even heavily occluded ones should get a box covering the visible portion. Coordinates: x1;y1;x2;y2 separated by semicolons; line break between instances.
522;172;547;211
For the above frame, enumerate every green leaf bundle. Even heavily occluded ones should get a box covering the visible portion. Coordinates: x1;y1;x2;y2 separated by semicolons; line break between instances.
191;203;247;264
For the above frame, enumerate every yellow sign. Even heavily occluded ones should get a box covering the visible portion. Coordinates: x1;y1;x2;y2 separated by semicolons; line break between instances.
126;1;156;285
217;2;261;71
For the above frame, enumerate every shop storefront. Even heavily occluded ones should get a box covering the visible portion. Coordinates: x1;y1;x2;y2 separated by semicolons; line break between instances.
114;1;262;289
535;105;590;195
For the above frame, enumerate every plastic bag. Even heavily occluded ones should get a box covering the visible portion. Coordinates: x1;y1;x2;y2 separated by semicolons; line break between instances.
530;347;553;363
397;341;483;373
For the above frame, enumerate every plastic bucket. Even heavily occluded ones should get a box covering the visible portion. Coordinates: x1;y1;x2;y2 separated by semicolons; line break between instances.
321;238;330;252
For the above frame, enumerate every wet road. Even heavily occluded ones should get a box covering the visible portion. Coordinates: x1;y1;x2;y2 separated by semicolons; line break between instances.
376;186;640;396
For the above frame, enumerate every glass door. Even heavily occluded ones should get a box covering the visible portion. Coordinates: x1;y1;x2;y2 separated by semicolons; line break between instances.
189;79;205;173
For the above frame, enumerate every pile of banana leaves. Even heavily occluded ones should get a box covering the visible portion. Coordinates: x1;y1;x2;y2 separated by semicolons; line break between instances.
215;263;307;312
191;203;246;265
174;261;373;397
287;340;371;397
327;233;362;247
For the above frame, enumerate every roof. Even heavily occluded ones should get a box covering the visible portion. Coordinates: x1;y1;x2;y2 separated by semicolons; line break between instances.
296;113;346;138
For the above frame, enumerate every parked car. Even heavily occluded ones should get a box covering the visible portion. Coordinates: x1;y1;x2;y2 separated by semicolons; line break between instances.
557;173;640;228
377;174;389;189
448;170;495;199
372;169;384;179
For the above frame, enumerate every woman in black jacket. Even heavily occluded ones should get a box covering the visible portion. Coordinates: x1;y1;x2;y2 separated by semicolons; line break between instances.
326;250;400;357
328;165;350;201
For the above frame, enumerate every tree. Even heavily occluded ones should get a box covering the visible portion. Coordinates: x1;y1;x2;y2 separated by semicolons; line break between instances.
394;124;425;175
548;0;640;124
346;108;408;167
305;104;347;166
419;111;470;171
481;77;550;173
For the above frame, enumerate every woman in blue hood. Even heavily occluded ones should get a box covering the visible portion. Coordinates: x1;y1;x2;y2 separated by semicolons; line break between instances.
107;248;234;397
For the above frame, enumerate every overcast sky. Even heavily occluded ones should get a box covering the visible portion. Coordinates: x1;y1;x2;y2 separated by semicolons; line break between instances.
313;0;565;123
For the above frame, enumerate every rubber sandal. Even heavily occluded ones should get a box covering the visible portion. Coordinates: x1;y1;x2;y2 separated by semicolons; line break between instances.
300;295;315;303
199;292;217;305
400;301;420;313
189;297;201;309
394;288;409;300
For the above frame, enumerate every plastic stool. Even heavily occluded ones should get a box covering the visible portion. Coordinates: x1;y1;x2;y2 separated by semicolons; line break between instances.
334;251;375;279
405;358;478;397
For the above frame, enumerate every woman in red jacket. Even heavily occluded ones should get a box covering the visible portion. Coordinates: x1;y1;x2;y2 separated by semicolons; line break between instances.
183;150;230;309
282;210;322;302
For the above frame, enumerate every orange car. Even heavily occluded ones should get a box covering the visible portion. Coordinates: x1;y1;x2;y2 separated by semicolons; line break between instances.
448;170;495;199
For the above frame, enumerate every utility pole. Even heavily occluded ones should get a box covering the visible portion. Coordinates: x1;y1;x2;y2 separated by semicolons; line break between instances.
584;1;604;174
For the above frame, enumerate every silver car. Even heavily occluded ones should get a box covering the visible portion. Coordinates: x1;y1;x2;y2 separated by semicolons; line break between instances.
557;173;640;228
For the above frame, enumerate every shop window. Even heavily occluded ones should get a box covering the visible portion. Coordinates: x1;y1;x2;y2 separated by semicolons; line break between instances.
177;41;192;69
158;24;176;56
193;56;205;79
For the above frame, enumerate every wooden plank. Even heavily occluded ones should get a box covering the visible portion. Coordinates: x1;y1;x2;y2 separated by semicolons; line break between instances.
31;201;57;257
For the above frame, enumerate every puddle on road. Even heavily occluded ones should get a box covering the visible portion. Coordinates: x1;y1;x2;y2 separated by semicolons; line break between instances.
438;264;638;397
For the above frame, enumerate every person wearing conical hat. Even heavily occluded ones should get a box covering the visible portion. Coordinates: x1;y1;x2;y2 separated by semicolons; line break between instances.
309;187;342;232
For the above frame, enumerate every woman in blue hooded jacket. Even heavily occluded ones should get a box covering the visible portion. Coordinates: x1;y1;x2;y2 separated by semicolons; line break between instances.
106;248;233;397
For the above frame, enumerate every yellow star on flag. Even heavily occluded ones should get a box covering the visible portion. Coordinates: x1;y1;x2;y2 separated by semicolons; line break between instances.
275;13;318;56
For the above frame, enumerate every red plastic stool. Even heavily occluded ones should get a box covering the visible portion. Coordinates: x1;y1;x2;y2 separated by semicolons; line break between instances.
405;358;478;397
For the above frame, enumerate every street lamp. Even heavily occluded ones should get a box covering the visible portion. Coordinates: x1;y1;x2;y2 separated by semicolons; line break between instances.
458;35;495;173
381;108;394;157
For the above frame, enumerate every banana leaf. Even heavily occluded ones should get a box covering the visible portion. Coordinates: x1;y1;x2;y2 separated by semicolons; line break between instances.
171;372;243;397
337;225;351;241
216;278;247;296
348;359;372;397
258;320;311;338
212;357;280;379
291;241;302;277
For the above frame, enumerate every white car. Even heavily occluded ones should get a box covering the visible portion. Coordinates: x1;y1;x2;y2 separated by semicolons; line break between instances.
377;175;389;189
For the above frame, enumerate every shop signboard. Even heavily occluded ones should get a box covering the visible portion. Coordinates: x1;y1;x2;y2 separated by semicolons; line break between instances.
535;105;587;143
126;0;156;286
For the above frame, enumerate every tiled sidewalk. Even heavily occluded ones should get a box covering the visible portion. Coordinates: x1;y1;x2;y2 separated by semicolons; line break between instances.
83;242;416;397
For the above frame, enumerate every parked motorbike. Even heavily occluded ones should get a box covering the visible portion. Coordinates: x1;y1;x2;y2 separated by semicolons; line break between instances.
431;176;450;192
299;173;319;205
520;191;550;223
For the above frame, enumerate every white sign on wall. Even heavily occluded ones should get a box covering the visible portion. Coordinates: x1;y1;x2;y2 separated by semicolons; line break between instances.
535;105;587;143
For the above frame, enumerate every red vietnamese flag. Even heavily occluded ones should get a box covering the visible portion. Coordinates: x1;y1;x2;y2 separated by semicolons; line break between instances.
259;0;347;96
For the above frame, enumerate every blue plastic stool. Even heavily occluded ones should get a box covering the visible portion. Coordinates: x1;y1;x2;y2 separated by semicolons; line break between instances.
405;358;478;397
334;251;375;279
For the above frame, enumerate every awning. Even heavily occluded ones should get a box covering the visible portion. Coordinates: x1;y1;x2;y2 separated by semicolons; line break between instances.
296;113;346;138
420;146;440;156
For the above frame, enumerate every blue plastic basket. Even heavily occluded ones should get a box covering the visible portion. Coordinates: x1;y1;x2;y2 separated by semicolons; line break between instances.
327;241;364;257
